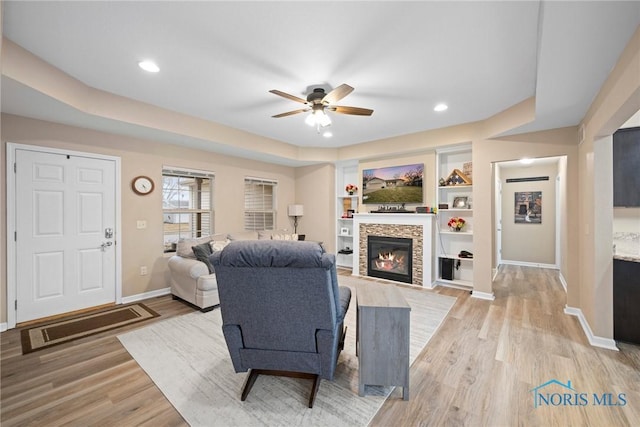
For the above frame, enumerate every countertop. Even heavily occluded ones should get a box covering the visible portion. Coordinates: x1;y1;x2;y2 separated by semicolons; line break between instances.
614;232;640;263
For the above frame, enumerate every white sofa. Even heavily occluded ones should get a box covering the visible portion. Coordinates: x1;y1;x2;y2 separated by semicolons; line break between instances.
167;230;299;311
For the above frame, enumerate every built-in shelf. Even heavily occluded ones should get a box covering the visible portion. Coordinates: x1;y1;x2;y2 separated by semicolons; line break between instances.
336;161;359;268
436;278;473;289
439;184;473;189
436;145;474;289
438;208;473;213
439;230;473;236
438;254;474;261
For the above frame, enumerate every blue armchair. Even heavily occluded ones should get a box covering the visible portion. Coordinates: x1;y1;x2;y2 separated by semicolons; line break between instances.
210;240;351;408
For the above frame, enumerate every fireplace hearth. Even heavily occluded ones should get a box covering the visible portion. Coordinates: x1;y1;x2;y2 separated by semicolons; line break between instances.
367;235;413;283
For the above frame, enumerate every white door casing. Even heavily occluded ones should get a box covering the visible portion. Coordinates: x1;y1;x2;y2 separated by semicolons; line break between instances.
7;144;122;326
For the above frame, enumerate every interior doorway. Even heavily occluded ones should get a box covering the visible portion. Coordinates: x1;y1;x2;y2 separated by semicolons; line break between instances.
493;156;566;276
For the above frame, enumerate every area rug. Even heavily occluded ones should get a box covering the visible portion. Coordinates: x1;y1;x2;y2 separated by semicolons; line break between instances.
118;276;456;426
21;303;159;354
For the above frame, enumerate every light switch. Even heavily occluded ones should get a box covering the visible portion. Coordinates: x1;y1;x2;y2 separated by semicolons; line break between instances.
137;220;147;229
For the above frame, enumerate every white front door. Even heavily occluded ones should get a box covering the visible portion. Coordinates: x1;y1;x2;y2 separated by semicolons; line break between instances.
15;149;117;323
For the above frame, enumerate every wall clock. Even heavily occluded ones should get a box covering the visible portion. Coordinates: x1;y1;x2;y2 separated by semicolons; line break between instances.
132;176;154;195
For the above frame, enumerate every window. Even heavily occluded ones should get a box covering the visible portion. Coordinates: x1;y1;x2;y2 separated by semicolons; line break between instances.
244;177;277;230
162;167;215;252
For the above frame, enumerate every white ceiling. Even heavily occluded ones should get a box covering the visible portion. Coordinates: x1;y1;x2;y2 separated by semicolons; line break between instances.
2;1;639;164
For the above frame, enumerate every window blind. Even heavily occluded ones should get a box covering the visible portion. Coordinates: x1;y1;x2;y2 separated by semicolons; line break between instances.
244;177;277;230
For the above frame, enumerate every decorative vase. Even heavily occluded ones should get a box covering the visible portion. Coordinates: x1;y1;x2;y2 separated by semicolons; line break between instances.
348;191;354;195
452;227;462;232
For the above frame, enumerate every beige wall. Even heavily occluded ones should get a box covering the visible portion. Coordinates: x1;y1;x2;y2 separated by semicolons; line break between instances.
500;163;558;265
0;0;4;326
294;163;336;253
1;114;298;323
578;25;640;339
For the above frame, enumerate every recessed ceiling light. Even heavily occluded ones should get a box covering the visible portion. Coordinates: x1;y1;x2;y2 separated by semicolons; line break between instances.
520;158;534;165
138;60;160;73
323;131;333;138
434;103;448;112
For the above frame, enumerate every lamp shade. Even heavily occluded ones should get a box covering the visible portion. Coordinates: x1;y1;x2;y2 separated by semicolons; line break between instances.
288;204;304;216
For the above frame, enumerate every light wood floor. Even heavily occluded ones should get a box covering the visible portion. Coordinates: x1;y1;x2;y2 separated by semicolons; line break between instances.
2;265;639;426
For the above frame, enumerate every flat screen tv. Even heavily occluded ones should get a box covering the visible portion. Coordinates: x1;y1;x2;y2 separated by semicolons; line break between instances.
362;163;423;204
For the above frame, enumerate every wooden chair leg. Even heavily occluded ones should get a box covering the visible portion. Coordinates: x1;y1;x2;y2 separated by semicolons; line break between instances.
240;369;321;407
308;375;321;408
241;369;260;401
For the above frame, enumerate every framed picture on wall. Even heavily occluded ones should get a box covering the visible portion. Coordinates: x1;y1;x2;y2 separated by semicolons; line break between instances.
453;196;469;209
514;191;542;224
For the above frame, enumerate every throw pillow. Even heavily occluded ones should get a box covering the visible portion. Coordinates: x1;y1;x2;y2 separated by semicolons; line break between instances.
210;239;230;253
271;233;299;241
176;235;212;258
192;242;214;273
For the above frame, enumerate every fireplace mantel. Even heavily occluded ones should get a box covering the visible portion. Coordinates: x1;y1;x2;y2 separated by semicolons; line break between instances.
353;213;435;288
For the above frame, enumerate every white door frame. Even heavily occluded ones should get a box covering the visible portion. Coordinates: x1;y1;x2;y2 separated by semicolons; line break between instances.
6;143;122;329
495;177;502;267
555;175;561;269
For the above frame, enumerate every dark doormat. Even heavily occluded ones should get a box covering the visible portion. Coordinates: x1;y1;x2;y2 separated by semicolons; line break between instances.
20;303;160;354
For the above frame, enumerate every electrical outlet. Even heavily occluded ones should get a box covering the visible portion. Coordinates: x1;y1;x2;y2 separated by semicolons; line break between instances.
137;220;147;229
140;266;148;276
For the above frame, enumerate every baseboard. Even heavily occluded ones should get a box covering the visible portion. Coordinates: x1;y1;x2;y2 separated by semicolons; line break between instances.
558;272;568;293
423;281;437;290
0;322;7;332
121;287;172;305
471;290;495;301
501;260;558;269
564;305;619;351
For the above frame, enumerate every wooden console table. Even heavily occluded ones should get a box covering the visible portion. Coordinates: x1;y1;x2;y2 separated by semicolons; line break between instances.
356;282;411;400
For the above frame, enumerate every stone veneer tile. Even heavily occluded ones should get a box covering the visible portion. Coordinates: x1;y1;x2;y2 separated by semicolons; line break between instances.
359;224;423;286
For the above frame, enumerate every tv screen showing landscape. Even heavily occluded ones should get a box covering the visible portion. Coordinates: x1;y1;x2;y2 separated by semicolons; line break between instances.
362;163;424;204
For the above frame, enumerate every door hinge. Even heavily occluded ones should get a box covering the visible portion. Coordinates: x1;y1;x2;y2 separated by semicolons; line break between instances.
15;300;17;310
14;231;17;241
14;163;17;173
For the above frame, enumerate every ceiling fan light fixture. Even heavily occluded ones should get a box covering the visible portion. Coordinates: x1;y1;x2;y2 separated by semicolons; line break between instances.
305;107;331;127
317;110;331;127
305;113;316;127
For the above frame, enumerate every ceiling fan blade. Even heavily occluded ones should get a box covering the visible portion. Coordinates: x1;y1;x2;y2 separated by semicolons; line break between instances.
272;108;310;118
330;106;374;116
322;84;354;104
269;89;307;104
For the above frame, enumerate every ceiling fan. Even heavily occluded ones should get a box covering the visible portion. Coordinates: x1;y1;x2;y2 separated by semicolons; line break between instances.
269;84;373;128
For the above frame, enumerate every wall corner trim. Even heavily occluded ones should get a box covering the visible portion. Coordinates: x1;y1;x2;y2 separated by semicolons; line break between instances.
564;305;619;351
559;273;568;293
471;291;495;301
0;323;8;333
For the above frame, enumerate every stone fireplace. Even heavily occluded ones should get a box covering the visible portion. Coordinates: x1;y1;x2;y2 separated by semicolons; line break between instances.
352;213;435;287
